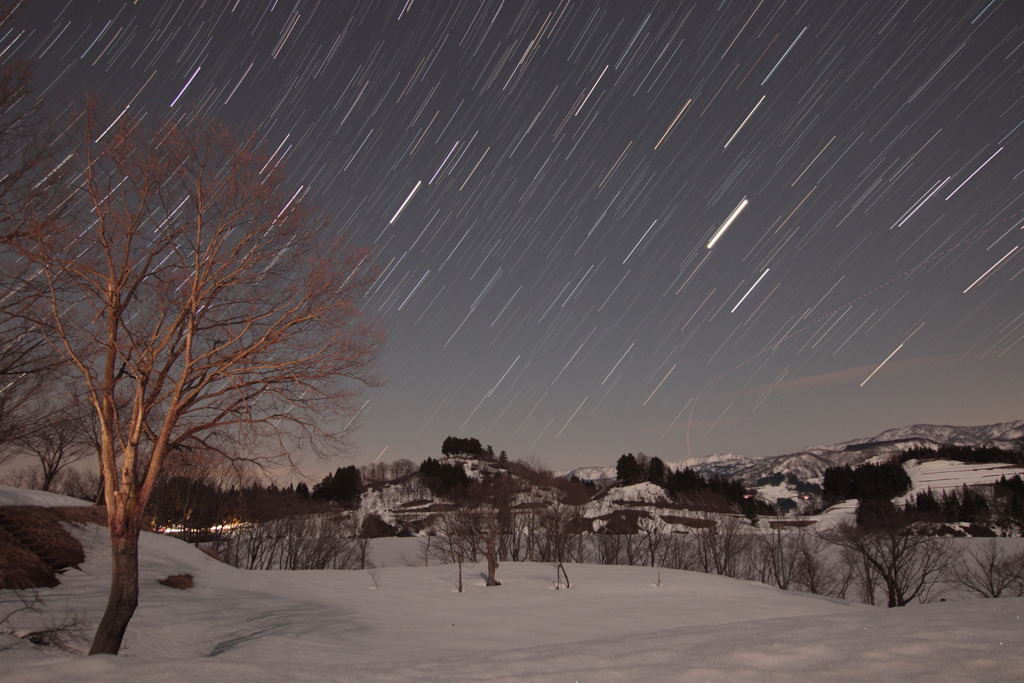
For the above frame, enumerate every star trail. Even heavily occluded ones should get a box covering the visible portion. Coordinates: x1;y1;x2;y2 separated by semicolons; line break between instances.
9;0;1023;470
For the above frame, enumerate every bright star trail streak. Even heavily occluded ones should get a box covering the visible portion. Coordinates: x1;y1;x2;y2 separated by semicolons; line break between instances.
945;147;1003;200
654;99;692;150
723;96;765;149
963;247;1019;294
643;364;676;407
603;342;635;385
15;0;1021;472
556;396;588;438
389;180;422;224
761;26;807;85
707;198;750;249
860;343;904;387
623;221;657;264
575;64;608;117
731;268;770;313
893;177;950;229
169;66;201;108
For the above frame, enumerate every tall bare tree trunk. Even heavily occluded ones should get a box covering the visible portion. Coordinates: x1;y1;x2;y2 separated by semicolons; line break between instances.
484;531;500;586
89;519;140;655
16;103;382;655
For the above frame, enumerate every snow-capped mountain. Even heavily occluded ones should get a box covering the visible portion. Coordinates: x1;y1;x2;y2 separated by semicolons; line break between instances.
563;421;1024;485
742;420;1024;483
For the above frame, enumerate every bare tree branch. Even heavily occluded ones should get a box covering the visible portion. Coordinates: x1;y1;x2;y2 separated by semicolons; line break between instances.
11;101;384;654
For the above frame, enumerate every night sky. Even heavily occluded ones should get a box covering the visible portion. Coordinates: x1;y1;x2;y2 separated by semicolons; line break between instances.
9;1;1024;471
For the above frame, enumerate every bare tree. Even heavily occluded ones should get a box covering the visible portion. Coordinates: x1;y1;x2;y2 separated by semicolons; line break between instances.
53;466;102;501
659;533;693;571
216;511;361;571
637;514;668;567
0;323;57;464
823;518;953;607
389;458;418;480
448;488;502;586
431;508;474;592
690;512;752;578
593;531;623;565
11;103;383;654
352;510;373;571
13;391;92;491
948;541;1024;599
792;527;852;598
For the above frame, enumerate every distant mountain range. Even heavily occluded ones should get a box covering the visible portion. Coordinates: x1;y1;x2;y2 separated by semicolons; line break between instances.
563;420;1024;485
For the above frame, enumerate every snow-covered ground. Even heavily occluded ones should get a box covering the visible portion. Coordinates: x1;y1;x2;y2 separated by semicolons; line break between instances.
900;458;1024;499
3;485;1024;680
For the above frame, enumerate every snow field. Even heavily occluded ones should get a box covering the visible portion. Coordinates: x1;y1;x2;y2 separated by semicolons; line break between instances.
3;485;1024;681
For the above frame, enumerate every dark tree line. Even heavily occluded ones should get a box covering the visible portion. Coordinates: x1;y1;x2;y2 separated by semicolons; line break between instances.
904;486;991;526
903;476;1024;528
419;457;472;497
148;475;328;542
311;466;363;507
822;461;912;504
441;436;485;458
615;453;666;485
995;474;1024;525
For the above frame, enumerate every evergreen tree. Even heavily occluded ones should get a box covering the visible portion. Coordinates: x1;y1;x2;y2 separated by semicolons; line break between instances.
440;436;485;458
333;465;363;508
420;457;471;497
647;456;666;486
616;453;641;485
664;466;704;496
311;472;335;500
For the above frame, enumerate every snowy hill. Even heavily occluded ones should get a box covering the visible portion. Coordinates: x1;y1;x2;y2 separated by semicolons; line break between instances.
743;420;1024;483
564;420;1024;487
358;422;1024;531
898;459;1024;501
2;509;1023;680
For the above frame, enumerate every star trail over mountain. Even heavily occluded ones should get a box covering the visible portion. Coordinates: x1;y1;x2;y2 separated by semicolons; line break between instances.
11;0;1023;469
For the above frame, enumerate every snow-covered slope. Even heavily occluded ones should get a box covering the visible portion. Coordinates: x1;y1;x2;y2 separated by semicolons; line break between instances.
0;485;91;508
898;459;1024;501
564;421;1024;487
2;514;1022;680
746;420;1024;483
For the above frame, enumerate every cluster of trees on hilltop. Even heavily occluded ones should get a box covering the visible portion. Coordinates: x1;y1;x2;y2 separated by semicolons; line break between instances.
441;436;484;458
822;461;912;505
440;435;507;462
614;453;667;485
